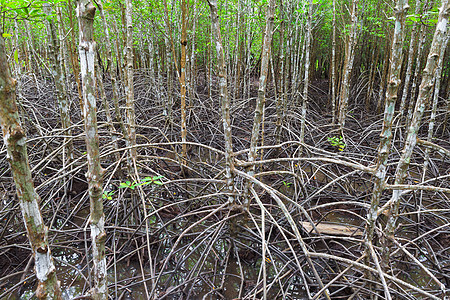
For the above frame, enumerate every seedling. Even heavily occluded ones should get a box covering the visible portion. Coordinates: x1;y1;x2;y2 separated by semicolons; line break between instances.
118;176;164;190
140;175;164;186
102;191;115;200
119;180;138;190
327;135;346;151
282;181;292;187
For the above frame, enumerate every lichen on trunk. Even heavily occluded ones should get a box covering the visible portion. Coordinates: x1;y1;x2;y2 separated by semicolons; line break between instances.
0;34;61;300
76;1;107;298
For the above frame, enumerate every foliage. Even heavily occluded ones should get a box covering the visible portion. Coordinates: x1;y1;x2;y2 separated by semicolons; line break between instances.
282;180;292;187
118;176;164;190
102;191;115;200
327;135;345;151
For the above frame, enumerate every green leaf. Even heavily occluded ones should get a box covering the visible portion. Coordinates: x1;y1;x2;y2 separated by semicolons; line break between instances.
153;181;163;185
119;182;129;188
2;33;12;38
14;49;19;64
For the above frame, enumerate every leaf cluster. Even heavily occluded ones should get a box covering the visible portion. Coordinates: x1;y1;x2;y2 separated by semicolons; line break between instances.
327;135;345;151
118;176;164;190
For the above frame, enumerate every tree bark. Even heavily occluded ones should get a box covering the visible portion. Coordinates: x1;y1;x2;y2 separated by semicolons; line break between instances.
244;0;276;210
364;1;409;293
338;0;358;129
207;0;236;206
382;0;449;267
331;0;337;124
398;0;422;115
300;0;313;143
180;0;188;168
96;0;127;140
76;1;107;298
125;0;137;167
0;33;62;300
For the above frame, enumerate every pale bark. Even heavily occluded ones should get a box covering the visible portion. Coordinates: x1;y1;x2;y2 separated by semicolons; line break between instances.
331;0;337;124
405;18;428;128
96;0;127;140
300;0;313;143
207;0;236;205
68;0;83;107
96;61;121;164
244;0;276;209
13;19;21;76
125;0;137;166
275;3;286;143
43;2;73;170
376;42;391;113
420;31;450;223
364;0;409;287
190;0;198;100
383;0;449;265
398;0;421;115
0;34;62;300
338;0;358;129
76;2;107;298
180;0;188;167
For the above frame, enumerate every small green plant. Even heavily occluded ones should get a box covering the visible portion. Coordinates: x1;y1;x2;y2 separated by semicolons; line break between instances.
282;181;292;188
119;180;138;190
140;175;164;186
102;191;115;200
327;136;346;151
118;176;164;190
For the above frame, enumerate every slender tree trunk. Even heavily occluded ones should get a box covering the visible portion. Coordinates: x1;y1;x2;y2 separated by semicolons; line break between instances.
382;0;449;267
43;2;73;169
377;41;391;113
96;60;121;164
420;30;450;223
207;0;235;206
300;0;313;143
180;0;188;168
125;0;137;166
190;0;198;100
364;0;409;290
96;0;127;140
331;0;337;124
398;0;421;115
76;2;107;299
338;0;358;129
68;0;83;107
275;2;285;143
365;41;379;111
244;0;275;209
405;16;428;128
0;32;62;300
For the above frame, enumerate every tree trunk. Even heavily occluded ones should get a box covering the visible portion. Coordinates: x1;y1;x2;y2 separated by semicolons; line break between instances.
180;0;188;168
300;0;313;143
382;0;449;267
405;16;429;128
207;0;236;206
43;2;73;173
244;0;276;210
125;0;137;167
76;2;107;299
0;33;62;300
398;0;422;115
338;0;358;129
364;0;409;292
96;0;127;140
331;0;337;124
